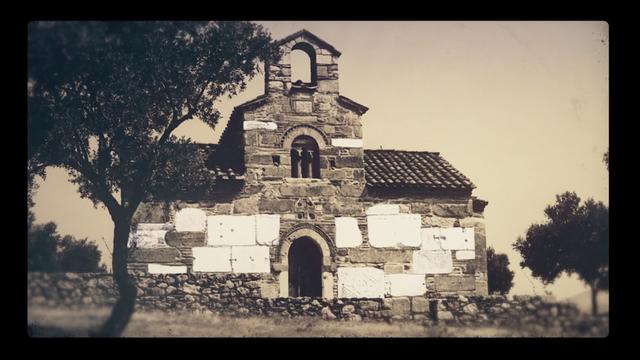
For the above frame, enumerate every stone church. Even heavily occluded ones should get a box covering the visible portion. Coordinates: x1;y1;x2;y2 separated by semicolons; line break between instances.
128;29;490;299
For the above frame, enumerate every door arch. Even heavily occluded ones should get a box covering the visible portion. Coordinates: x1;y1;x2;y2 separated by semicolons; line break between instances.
277;225;335;298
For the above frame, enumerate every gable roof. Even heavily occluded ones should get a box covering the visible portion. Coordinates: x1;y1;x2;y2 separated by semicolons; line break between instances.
277;29;342;57
363;149;475;191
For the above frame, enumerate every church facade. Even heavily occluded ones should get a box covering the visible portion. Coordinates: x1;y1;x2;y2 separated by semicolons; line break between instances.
127;30;490;299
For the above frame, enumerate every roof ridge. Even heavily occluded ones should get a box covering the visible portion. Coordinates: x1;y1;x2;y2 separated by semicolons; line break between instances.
364;148;440;155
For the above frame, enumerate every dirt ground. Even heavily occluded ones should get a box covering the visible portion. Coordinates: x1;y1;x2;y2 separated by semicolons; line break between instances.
26;306;603;337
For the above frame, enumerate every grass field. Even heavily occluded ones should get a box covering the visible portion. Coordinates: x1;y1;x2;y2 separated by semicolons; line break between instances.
27;306;605;337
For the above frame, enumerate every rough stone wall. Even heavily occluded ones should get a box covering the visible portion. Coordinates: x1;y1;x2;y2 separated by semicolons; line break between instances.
27;272;607;336
129;194;487;298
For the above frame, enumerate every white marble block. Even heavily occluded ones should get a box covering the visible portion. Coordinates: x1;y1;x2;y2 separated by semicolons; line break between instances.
192;246;232;272
367;214;421;248
366;204;400;216
147;264;188;274
384;274;427;297
207;215;256;246
175;208;207;232
420;228;444;250
335;217;363;248
231;246;271;273
337;267;385;299
412;249;453;274
243;121;277;130
129;223;172;248
255;214;280;246
331;138;363;148
439;227;475;250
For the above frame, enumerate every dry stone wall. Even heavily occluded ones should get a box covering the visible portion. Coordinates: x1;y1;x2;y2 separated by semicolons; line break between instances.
27;272;607;336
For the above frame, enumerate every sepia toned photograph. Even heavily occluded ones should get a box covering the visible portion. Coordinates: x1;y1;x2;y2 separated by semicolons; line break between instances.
27;21;609;338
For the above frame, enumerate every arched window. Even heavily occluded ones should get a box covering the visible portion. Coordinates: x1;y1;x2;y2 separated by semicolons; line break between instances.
290;43;317;87
291;49;311;84
290;135;320;178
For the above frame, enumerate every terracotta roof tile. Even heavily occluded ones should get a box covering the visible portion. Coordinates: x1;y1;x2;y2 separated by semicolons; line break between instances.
364;149;475;191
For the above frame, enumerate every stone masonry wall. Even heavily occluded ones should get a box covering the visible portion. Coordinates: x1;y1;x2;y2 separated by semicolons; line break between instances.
130;195;488;298
28;272;607;336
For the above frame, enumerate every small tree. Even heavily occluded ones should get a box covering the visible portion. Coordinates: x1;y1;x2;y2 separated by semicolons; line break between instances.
28;21;279;336
486;246;514;295
513;192;608;315
28;219;106;272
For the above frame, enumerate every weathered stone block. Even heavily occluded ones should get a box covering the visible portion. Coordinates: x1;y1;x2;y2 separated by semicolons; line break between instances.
432;204;471;218
255;214;280;245
434;275;476;292
384;274;426;297
386;297;411;316
367;214;421;248
292;100;313;113
337;267;385;298
128;247;182;263
207;215;255;246
410;202;432;215
174;208;207;232
331;138;363;148
279;183;336;197
335;217;363;248
383;263;405;274
411;297;429;313
214;203;233;215
165;232;206;247
258;198;296;213
337;183;365;197
243;121;277;130
231;246;270;273
233;197;259;214
348;248;413;263
192;247;232;272
423;216;457;228
133;202;171;223
412;249;453;274
247;154;275;165
260;132;280;146
334;126;354;137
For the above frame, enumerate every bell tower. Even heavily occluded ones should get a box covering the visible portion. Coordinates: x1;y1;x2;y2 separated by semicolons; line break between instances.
228;29;368;189
265;29;341;97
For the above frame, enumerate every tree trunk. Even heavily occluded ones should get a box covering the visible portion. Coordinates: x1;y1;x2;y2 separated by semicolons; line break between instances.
93;216;137;337
590;285;599;316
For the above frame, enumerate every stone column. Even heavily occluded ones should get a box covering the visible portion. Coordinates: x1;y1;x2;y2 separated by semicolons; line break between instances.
296;149;304;178
306;150;314;178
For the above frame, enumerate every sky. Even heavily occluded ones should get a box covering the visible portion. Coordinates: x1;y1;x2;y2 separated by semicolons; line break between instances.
31;21;609;299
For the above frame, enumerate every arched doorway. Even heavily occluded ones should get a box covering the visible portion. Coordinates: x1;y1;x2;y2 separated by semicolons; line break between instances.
277;225;335;298
288;236;322;297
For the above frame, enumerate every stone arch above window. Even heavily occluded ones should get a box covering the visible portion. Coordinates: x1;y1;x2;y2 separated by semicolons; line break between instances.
291;135;320;178
280;125;328;149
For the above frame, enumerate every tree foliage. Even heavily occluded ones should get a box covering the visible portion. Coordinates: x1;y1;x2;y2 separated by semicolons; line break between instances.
486;246;514;295
28;216;106;273
28;21;280;336
513;192;608;314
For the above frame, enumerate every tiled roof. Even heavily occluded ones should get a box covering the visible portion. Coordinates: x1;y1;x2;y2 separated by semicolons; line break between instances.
191;144;245;181
364;150;475;191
